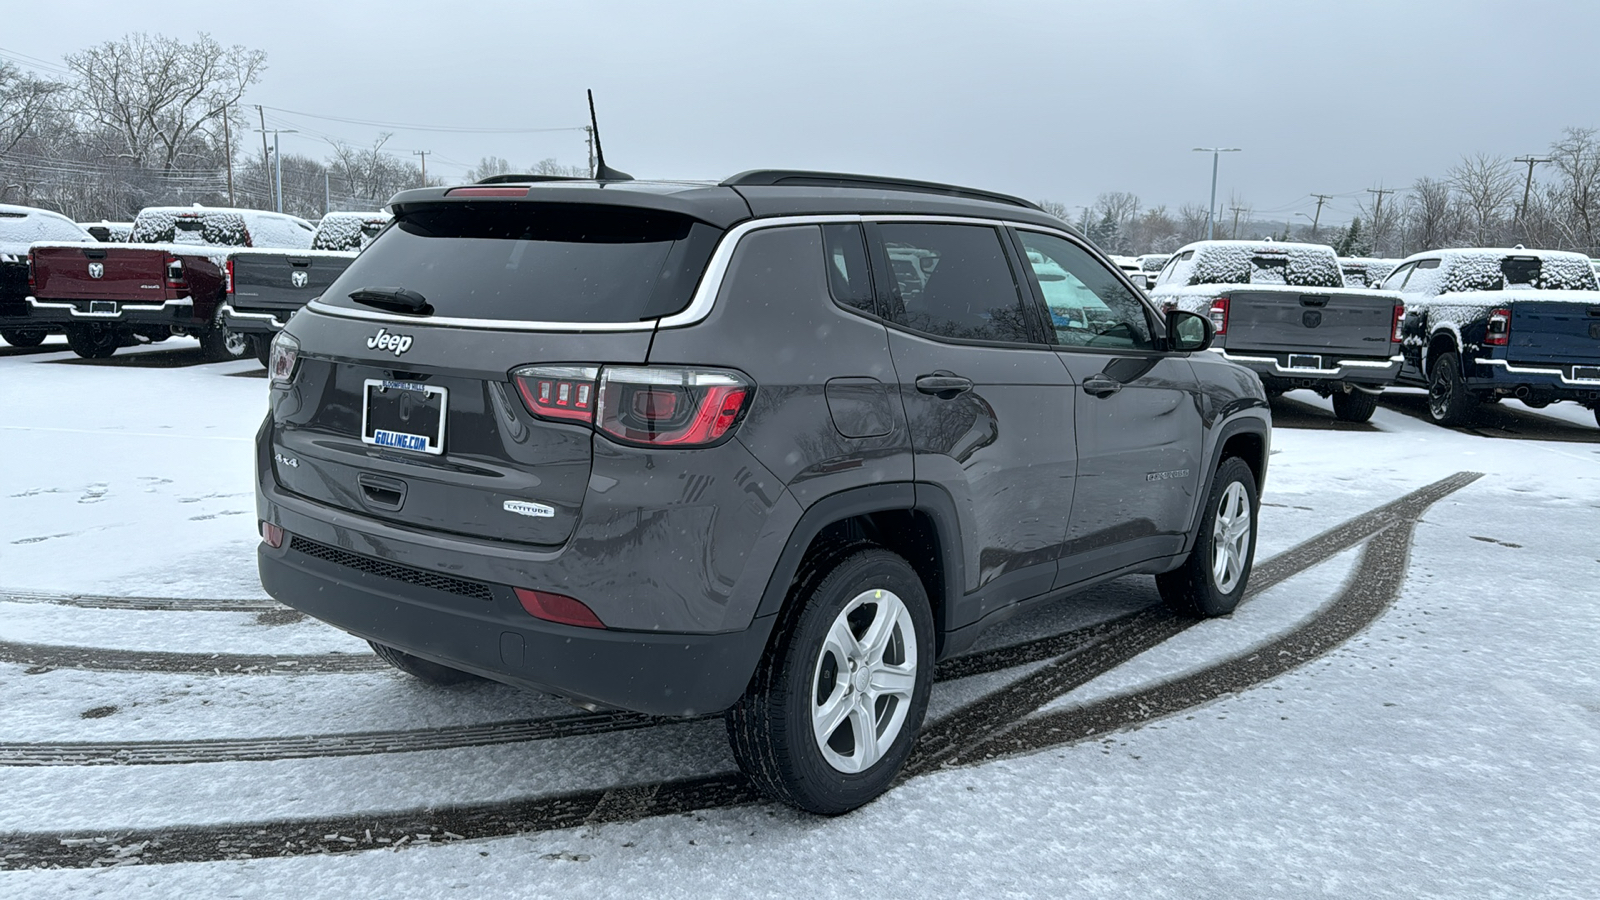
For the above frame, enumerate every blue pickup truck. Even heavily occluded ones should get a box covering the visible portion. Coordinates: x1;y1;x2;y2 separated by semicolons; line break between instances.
1384;248;1600;427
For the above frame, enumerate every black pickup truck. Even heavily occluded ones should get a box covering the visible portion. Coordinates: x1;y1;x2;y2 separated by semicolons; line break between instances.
221;212;389;364
1384;248;1600;427
1149;240;1403;422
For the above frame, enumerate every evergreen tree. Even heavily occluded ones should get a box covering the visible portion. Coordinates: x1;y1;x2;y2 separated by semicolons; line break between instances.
1335;217;1371;256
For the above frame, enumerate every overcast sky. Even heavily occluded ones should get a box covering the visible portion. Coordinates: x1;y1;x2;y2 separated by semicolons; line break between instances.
5;0;1597;224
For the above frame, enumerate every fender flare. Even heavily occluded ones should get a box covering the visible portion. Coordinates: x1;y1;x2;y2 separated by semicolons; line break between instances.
753;482;965;634
1183;411;1271;554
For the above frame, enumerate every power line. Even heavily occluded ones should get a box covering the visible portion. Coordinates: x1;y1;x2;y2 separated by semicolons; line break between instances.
258;104;585;135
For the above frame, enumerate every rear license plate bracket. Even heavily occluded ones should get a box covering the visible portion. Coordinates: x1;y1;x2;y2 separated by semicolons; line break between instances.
88;300;118;315
1288;354;1323;370
361;379;447;455
1573;365;1600;382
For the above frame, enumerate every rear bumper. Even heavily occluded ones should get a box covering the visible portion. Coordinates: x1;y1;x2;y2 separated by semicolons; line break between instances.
1217;349;1403;387
221;302;291;335
26;296;197;328
1468;357;1600;400
259;539;773;716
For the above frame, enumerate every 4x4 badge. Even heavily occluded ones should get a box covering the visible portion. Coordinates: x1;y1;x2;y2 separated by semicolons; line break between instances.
367;327;413;356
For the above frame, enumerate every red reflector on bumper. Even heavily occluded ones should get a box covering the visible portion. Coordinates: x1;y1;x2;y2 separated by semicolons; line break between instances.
260;521;284;549
514;588;606;629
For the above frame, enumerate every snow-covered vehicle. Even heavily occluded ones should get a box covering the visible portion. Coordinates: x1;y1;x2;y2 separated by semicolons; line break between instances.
0;203;95;348
78;221;133;243
1136;252;1171;281
25;206;314;360
1110;255;1150;289
1338;256;1400;288
222;212;390;364
1384;248;1600;426
1149;240;1404;422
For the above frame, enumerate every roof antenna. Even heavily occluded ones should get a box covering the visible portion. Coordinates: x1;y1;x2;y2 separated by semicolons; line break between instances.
587;89;632;182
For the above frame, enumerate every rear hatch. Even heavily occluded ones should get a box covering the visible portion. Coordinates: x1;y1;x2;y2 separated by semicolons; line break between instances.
1507;299;1600;367
1222;288;1398;358
230;251;354;314
30;245;173;302
271;200;722;546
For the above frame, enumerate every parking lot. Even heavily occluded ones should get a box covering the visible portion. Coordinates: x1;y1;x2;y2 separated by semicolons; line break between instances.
0;336;1595;897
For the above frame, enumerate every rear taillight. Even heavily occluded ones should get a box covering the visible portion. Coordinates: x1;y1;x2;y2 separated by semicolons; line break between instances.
164;254;187;291
259;521;284;549
514;588;605;629
511;365;753;448
1392;305;1405;343
1484;308;1510;346
268;332;299;384
225;258;234;295
1209;297;1230;335
26;252;35;290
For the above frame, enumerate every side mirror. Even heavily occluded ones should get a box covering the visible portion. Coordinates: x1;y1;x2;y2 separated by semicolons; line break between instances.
1166;309;1213;352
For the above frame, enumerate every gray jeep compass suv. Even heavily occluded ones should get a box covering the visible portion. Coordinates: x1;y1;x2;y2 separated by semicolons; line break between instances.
256;170;1271;813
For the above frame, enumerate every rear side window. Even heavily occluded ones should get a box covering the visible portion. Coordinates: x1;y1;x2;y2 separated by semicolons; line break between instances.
871;222;1032;343
318;204;720;323
822;223;874;314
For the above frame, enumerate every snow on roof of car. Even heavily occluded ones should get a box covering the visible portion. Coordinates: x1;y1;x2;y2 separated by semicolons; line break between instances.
1398;247;1598;298
311;211;391;251
0;203;95;256
130;206;315;250
1159;240;1343;290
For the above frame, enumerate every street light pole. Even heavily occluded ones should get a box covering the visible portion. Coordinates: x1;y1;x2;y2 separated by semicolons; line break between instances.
1193;147;1241;240
255;128;298;213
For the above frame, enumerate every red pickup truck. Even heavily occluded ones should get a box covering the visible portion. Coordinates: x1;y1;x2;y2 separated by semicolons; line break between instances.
26;206;314;359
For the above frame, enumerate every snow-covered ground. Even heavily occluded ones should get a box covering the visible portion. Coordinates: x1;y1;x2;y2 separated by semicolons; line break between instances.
1;339;1596;898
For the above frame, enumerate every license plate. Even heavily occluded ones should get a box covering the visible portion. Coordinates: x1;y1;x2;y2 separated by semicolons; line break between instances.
88;300;118;315
1574;366;1600;382
361;379;447;455
1288;354;1323;370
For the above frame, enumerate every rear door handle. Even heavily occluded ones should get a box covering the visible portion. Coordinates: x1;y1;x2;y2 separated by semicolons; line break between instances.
915;373;974;397
1082;374;1123;398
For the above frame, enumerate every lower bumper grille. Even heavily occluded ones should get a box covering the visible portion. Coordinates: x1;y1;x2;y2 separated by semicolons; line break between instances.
288;536;494;602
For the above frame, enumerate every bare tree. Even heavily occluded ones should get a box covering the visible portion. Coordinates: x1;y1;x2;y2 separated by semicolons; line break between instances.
532;157;586;177
1547;127;1600;255
468;156;514;181
1447;153;1516;245
65;32;265;173
1177;203;1210;244
328;135;422;207
1402;177;1460;254
1035;199;1070;220
0;61;63;161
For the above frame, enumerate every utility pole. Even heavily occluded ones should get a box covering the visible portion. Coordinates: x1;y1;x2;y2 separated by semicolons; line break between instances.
1193;147;1241;240
1229;205;1247;239
256;106;270;208
324;170;330;216
1514;155;1551;224
1366;185;1396;252
412;150;430;186
255;128;298;213
1309;193;1333;240
222;107;236;207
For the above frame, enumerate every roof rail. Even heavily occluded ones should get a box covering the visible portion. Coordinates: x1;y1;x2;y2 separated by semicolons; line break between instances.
721;170;1042;212
475;174;591;185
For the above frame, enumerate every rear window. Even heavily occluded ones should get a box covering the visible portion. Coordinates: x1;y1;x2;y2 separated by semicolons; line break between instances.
319;204;720;323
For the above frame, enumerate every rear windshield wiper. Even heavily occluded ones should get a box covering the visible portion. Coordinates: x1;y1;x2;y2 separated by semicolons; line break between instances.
349;286;432;316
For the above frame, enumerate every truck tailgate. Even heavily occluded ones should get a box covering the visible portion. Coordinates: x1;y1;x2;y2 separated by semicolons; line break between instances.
1224;289;1396;357
231;252;354;312
31;245;170;302
1508;301;1600;366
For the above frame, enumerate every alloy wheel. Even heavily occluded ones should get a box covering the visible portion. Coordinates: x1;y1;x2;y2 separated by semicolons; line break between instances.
811;588;918;774
1210;481;1251;594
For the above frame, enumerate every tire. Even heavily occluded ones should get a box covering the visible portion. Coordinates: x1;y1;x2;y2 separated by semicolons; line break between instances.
64;324;119;359
0;328;46;348
254;335;272;367
1157;456;1258;618
200;321;253;362
725;547;935;815
1426;351;1478;426
368;641;482;686
1331;389;1378;423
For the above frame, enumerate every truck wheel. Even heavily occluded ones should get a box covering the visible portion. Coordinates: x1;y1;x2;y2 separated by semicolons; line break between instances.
254;336;272;366
368;641;482;685
200;323;253;362
726;547;934;815
1331;389;1379;423
1157;456;1258;617
1426;351;1478;426
0;328;46;348
64;325;119;359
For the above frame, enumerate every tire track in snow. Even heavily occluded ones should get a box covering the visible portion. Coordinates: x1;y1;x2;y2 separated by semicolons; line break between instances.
0;640;382;675
0;472;1480;868
1;590;281;612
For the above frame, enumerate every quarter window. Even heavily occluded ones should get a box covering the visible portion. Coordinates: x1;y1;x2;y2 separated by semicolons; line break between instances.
871;223;1032;343
822;223;874;314
1016;230;1154;350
